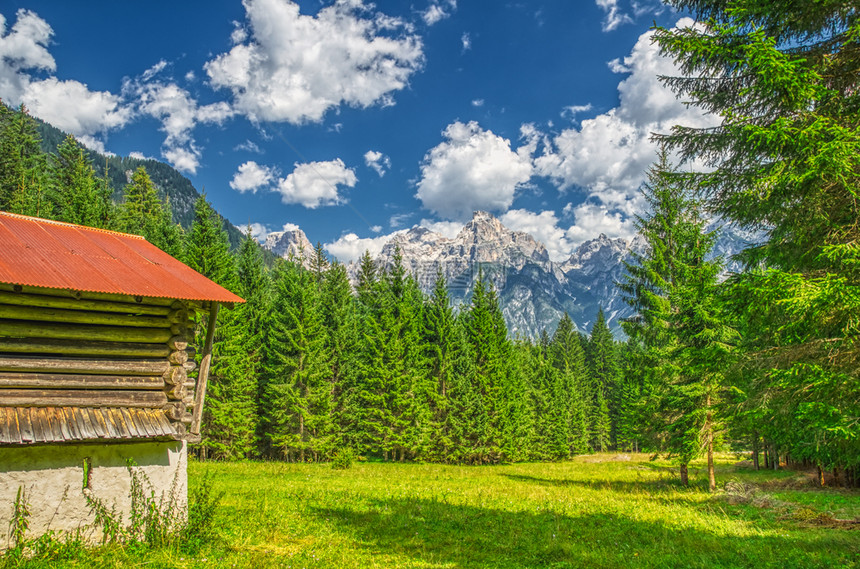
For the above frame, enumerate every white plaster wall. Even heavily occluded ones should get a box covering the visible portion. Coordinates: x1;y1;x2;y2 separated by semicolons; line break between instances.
0;440;187;546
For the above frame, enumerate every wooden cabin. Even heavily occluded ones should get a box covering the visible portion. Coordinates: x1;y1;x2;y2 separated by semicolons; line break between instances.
0;211;243;543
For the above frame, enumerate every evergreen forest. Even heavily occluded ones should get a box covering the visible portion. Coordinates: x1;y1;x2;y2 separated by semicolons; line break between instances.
0;0;857;492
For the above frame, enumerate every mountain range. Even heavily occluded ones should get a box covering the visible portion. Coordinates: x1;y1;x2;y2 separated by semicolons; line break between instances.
264;210;758;337
265;211;641;336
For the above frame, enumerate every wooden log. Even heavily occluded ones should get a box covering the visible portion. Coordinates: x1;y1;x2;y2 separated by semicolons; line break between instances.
183;360;197;372
167;350;188;365
168;309;191;324
0;372;164;390
0;320;172;343
0;389;168;408
163;402;185;421
0;338;169;358
0;304;171;328
165;381;187;401
162;366;187;386
0;284;176;307
191;303;219;435
0;356;169;376
167;335;188;351
0;290;172;316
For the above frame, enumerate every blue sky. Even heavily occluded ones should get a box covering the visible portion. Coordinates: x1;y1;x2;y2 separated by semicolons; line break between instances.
0;0;709;262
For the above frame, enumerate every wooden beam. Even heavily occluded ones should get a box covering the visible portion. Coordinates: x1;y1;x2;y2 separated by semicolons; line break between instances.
0;304;170;328
0;389;168;408
0;338;169;358
191;303;219;435
0;321;172;343
0;284;178;307
0;372;164;390
0;290;171;315
0;356;169;375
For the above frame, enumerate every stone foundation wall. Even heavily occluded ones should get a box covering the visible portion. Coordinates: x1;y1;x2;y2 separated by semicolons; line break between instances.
0;441;187;547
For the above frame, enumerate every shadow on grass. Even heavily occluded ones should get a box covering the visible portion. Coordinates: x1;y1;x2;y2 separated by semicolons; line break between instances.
311;495;857;569
502;473;711;500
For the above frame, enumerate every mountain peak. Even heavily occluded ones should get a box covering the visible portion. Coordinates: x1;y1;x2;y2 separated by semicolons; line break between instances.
264;225;314;267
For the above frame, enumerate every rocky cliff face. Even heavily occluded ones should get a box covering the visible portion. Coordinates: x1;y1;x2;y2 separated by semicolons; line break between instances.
263;226;314;268
373;211;632;336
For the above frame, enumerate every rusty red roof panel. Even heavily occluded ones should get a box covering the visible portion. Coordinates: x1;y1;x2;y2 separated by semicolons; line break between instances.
0;212;244;303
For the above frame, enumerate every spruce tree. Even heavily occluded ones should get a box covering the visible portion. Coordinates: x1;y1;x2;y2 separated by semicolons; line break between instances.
422;270;457;461
117;166;183;256
655;0;860;481
263;260;332;461
586;309;617;451
464;272;516;461
549;313;590;455
618;150;732;487
52;135;113;228
0;104;49;216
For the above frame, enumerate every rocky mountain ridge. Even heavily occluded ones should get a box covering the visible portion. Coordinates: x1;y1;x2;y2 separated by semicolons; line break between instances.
265;211;649;337
261;211;753;337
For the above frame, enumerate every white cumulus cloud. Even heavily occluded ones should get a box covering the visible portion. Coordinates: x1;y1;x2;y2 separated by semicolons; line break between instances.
595;0;632;32
276;159;357;208
364;150;391;177
534;18;713;241
205;0;424;124
235;222;272;242
419;218;463;239
230;160;276;192
132;80;235;174
0;10;132;147
422;1;456;26
324;230;404;263
415;121;534;220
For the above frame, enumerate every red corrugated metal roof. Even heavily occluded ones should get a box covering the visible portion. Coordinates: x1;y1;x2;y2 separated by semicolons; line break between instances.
0;211;244;303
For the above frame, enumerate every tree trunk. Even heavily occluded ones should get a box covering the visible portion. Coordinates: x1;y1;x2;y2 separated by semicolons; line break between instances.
707;431;716;492
772;445;778;470
680;462;689;486
752;431;760;471
817;464;825;487
706;396;716;492
764;444;770;469
299;412;305;463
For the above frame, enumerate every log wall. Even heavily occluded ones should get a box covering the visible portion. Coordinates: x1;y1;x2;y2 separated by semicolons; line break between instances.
0;284;200;442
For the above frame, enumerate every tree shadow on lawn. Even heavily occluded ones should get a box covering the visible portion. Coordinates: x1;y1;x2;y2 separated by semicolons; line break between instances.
311;495;857;569
502;473;708;504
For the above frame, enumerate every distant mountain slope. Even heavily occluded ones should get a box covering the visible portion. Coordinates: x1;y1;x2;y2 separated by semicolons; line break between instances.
33;116;244;248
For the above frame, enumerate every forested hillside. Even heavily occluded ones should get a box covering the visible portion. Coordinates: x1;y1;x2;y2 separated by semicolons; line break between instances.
30;109;244;246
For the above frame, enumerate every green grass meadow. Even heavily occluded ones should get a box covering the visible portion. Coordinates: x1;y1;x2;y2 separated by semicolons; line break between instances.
12;454;860;568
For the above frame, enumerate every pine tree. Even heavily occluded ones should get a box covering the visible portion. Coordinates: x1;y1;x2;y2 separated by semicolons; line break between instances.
322;261;360;453
586;309;617;451
0;104;49;216
51;135;113;228
618;150;732;487
549;313;590;454
116;166;183;256
422;270;457;461
263;260;332;461
185;194;236;288
655;0;860;482
464;271;516;461
205;229;269;459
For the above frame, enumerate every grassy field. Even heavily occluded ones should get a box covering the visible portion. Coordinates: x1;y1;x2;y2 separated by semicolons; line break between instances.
10;454;860;568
